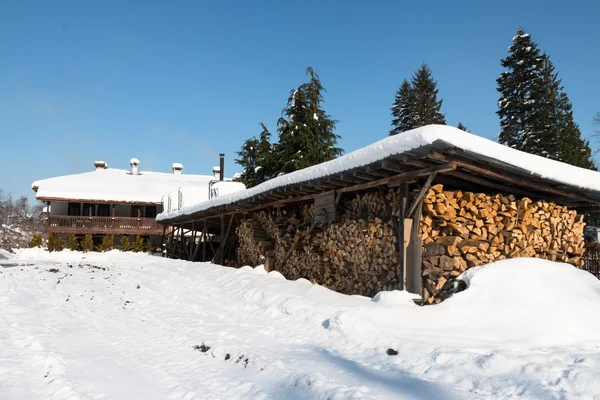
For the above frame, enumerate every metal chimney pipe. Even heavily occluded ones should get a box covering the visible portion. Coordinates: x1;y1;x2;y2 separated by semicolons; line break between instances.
219;153;224;181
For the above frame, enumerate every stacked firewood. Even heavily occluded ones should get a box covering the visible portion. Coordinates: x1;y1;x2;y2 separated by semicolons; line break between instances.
420;184;585;304
235;199;402;296
342;188;404;221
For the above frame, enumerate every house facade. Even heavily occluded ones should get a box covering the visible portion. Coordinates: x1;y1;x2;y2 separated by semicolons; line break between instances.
32;157;245;248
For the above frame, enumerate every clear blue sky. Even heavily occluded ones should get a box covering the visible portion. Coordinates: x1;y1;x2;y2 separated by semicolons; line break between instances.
1;0;599;203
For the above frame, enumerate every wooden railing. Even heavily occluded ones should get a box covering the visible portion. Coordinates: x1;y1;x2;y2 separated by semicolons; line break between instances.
47;215;163;235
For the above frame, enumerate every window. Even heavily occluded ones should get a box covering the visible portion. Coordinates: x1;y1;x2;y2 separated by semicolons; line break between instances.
68;202;81;216
97;204;110;217
145;206;157;218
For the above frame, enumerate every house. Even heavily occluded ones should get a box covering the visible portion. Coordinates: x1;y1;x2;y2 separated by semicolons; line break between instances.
156;125;600;303
32;155;245;248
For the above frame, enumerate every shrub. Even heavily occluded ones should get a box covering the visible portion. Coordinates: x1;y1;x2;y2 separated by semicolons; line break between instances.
132;235;145;252
119;235;130;251
96;235;113;252
46;234;56;252
64;234;79;251
143;238;152;253
81;234;94;252
29;234;43;248
52;235;64;252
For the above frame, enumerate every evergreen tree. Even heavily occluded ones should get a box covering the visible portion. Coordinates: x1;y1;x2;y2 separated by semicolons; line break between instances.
498;28;595;169
275;67;342;174
410;64;446;128
390;79;414;135
497;28;545;150
389;65;445;136
235;137;260;188
235;123;274;188
457;122;469;132
545;59;595;169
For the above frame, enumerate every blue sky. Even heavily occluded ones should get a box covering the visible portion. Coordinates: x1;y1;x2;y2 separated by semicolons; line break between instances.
1;0;599;202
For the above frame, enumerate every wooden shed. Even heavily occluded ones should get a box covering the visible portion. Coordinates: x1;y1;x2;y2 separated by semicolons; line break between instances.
158;125;600;303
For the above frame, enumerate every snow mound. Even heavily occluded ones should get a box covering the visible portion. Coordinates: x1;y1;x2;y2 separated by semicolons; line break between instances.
372;290;421;306
328;258;600;348
437;258;600;346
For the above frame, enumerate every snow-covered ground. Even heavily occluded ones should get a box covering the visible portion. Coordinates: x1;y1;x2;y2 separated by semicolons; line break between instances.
1;249;600;399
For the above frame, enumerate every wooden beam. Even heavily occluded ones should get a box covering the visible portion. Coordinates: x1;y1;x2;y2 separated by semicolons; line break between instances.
381;159;407;173
406;173;437;218
352;171;379;181
448;170;541;200
428;151;593;203
336;163;456;195
215;214;234;265
365;166;391;177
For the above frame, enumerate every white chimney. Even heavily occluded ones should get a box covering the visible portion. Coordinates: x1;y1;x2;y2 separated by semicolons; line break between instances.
130;158;140;175
94;161;108;170
212;166;220;179
172;163;183;175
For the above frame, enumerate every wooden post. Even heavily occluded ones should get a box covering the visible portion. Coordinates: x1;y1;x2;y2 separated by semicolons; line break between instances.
189;222;196;261
219;215;225;265
398;183;408;290
46;201;51;231
202;220;207;262
162;226;166;258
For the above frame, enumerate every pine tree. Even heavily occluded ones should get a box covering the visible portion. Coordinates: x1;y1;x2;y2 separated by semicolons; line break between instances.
498;29;595;169
235;137;260;188
410;64;446;128
457;122;469;132
389;65;445;135
497;28;545;150
390;79;414;135
235;123;274;188
541;55;594;169
275;67;342;174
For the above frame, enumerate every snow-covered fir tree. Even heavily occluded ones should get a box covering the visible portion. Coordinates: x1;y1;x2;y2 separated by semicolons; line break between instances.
390;79;414;135
275;67;342;174
390;64;445;135
497;28;545;150
497;28;594;169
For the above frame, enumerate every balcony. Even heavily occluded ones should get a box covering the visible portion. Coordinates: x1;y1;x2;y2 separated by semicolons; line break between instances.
47;215;163;236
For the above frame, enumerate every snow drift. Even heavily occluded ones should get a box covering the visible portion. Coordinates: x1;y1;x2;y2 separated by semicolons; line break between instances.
327;258;600;348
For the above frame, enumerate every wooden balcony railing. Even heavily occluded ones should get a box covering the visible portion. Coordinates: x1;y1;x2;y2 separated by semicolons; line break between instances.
47;215;163;235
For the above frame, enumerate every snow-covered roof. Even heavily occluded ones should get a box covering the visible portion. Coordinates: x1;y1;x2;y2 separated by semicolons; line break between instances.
32;168;243;205
157;125;600;223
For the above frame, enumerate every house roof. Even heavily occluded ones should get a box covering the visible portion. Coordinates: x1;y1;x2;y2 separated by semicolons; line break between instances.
157;125;600;226
32;168;244;205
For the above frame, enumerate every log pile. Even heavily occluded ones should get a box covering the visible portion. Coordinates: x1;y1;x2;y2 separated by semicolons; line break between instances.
235;198;402;297
235;183;585;303
420;184;585;304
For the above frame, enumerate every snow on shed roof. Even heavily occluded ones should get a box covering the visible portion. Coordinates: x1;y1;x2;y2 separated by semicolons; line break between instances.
33;168;223;204
157;125;600;222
